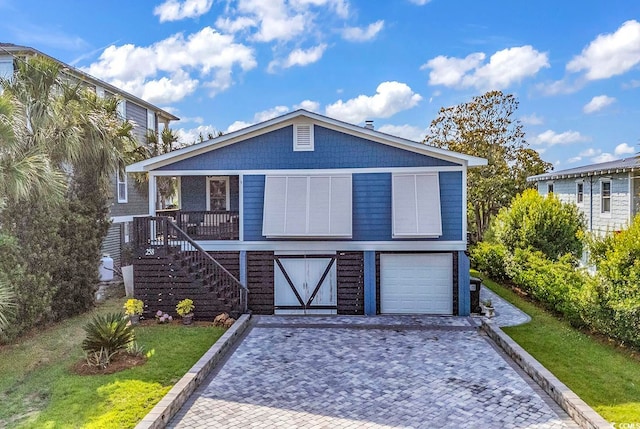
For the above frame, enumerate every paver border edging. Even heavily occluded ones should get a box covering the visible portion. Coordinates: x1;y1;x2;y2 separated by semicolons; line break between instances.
135;313;252;429
481;320;613;429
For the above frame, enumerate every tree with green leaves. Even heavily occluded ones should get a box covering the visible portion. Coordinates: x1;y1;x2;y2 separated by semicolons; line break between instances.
424;90;552;242
0;56;135;338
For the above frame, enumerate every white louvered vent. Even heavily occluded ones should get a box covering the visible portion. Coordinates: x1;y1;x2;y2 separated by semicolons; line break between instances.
294;124;314;151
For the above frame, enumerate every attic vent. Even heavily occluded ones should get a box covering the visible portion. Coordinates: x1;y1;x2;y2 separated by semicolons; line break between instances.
294;124;314;151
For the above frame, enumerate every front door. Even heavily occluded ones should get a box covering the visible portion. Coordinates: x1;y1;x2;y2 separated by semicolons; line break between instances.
274;253;337;314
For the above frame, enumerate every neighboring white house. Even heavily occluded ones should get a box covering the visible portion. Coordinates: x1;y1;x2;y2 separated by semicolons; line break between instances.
528;157;640;235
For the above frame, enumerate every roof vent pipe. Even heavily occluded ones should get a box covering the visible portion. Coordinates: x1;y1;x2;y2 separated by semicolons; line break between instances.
364;120;374;130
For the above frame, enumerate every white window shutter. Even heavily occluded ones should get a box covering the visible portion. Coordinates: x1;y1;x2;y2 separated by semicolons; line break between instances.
393;173;442;237
284;177;308;234
329;176;352;236
294;124;314;151
263;176;287;236
415;174;442;236
263;174;352;237
393;175;418;235
308;176;331;234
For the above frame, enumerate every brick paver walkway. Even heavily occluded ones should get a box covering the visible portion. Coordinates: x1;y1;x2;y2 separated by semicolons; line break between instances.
169;313;577;429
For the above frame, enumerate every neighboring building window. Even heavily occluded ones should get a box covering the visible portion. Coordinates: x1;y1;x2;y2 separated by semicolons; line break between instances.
117;165;128;203
147;109;155;132
392;173;442;238
95;85;105;98
263;175;352;237
576;182;584;204
0;58;14;81
116;100;126;120
293;124;314;151
207;177;229;211
547;182;554;194
601;180;611;213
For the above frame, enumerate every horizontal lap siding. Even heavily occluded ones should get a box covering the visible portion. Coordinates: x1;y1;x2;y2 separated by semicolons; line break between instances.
125;101;148;144
337;251;364;315
247;251;274;314
158;126;458;171
353;173;392;240
439;171;463;241
102;223;122;266
243;175;266;241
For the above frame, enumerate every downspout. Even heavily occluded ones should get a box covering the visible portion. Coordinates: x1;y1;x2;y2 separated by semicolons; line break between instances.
589;176;593;232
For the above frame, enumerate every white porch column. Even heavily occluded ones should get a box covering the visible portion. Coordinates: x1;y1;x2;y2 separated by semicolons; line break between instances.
148;172;157;216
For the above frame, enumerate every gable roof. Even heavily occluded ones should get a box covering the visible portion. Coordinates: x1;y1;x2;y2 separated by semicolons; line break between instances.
127;109;487;172
528;156;640;182
0;43;179;123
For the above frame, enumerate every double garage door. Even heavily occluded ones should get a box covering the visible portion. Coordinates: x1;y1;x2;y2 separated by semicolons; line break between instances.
380;253;453;315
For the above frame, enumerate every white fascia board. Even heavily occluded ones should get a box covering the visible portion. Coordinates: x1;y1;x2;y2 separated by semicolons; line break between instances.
126;109;487;172
147;165;465;176
194;240;468;252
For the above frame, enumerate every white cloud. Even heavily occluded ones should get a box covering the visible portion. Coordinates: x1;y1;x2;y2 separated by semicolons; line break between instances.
408;0;431;4
592;153;617;163
83;27;256;102
325;81;422;124
341;20;384;42
583;95;616;114
568;147;600;163
225;105;291;132
215;16;257;33
176;124;222;144
567;20;640;80
520;113;544;125
623;79;640;89
294;100;321;112
154;0;213;22
422;46;549;91
268;44;327;72
231;0;309;43
536;78;584;96
614;142;636;156
532;130;590;146
377;124;427;142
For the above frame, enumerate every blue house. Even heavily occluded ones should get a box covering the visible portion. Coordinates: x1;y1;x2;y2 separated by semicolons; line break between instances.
127;110;486;318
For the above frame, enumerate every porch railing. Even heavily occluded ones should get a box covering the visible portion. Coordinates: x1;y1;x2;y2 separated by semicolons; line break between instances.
132;216;248;317
156;210;240;241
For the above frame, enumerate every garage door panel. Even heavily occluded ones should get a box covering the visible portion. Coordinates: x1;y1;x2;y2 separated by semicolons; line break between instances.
380;253;453;315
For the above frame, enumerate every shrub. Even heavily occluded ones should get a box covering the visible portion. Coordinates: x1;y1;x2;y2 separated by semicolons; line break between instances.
123;299;144;316
492;189;585;260
470;242;509;281
82;312;135;357
506;249;586;327
176;298;194;317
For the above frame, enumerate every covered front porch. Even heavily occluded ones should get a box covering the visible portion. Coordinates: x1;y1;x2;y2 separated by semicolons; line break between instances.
150;174;240;241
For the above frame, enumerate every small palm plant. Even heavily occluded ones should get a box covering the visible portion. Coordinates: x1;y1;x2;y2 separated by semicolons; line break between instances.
82;312;135;368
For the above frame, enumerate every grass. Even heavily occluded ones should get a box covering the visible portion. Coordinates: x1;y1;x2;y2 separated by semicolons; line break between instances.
0;299;225;428
472;270;640;425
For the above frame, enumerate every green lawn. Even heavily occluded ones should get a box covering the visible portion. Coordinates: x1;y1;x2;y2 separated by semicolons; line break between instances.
473;270;640;424
0;299;225;428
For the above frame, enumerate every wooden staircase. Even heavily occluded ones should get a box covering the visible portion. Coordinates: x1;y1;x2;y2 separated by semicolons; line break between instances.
132;217;248;320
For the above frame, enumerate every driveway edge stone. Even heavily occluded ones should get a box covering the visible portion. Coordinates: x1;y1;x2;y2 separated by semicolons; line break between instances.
135;313;252;429
481;320;613;429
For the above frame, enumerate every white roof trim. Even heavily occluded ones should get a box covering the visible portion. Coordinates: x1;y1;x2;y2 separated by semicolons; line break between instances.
126;110;487;172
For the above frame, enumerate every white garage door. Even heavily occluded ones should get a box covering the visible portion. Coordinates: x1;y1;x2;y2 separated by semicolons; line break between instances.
380;253;453;315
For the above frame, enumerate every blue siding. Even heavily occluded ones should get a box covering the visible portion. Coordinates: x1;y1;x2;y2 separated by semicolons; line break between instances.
364;251;376;315
242;172;463;242
439;171;463;241
242;175;265;241
158;126;459;171
181;176;206;211
352;173;392;240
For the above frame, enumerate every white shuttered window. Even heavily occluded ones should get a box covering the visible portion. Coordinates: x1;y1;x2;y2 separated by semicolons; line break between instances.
263;175;352;237
392;173;442;238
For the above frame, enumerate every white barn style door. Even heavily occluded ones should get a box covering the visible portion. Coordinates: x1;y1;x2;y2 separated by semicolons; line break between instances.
274;253;337;314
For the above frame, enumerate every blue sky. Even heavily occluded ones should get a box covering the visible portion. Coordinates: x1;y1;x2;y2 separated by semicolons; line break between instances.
1;0;639;170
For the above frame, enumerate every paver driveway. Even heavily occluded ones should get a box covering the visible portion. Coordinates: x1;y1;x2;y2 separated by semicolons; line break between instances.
169;316;578;429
